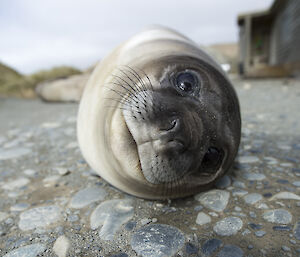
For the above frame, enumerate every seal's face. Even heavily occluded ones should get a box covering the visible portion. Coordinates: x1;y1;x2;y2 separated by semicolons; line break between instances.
116;56;240;192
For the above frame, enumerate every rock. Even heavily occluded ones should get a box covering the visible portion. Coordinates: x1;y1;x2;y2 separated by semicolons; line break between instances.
269;192;300;201
53;235;70;257
238;156;259;163
213;217;243;236
215;175;231;189
2;177;30;190
262;209;292;224
201;238;222;255
232;189;248;196
3;243;45;257
90;199;134;240
19;205;61;231
131;224;185;257
217;245;244;257
196;212;211;225
241;171;266;181
23;169;37;177
36;73;90;102
272;225;291;231
243;193;262;205
281;246;291;252
69;187;107;209
0;147;31;160
194;190;230;212
55;167;70;176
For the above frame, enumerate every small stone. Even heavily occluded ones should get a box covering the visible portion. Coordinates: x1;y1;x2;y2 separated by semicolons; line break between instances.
242;171;266;181
256;203;269;209
232;180;246;189
131;224;185;257
272;225;291;231
55;168;70;176
215;175;231;189
3;243;45;257
185;243;198;254
196;212;211;225
248;223;262;230
244;193;262;205
140;218;151;226
234;207;242;212
110;254;128;257
70;187;107;209
125;221;136;231
195;190;230;212
238;156;259;163
10;203;30;212
294;220;300;240
281;246;290;252
249;211;256;218
53;235;70;257
247;245;253;250
19;205;61;231
201;238;222;255
241;229;251;236
194;205;203;211
2;177;30;190
232;189;248;196
213;217;243;236
255;230;266;237
0;147;31;160
263;209;292;224
90;199;134;240
270;192;300;201
23;169;37;177
292;181;300;187
217;244;244;257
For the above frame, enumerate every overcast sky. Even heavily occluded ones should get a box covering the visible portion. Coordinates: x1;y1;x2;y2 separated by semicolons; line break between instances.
0;0;273;74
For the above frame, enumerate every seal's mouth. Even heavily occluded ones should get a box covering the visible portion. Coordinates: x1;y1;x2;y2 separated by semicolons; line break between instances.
199;147;224;177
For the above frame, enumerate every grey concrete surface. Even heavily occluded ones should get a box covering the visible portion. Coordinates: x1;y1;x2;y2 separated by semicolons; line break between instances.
0;77;300;257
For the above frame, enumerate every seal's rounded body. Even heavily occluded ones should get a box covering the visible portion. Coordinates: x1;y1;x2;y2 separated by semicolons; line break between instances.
77;26;241;199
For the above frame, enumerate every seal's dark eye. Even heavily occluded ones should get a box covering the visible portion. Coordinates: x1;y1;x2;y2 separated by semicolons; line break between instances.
175;71;199;95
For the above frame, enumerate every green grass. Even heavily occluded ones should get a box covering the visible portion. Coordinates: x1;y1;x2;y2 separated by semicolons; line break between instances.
0;63;82;98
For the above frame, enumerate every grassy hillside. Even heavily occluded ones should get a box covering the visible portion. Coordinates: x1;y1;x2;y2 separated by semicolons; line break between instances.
0;63;82;98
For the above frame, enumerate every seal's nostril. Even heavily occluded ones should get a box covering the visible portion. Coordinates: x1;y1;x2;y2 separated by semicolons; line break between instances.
160;118;179;132
201;147;224;173
168;119;177;131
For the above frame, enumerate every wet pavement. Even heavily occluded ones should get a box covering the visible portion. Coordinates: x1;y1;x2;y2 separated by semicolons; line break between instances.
0;77;300;256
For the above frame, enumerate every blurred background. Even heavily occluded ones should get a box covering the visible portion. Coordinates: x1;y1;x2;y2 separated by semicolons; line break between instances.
3;0;297;99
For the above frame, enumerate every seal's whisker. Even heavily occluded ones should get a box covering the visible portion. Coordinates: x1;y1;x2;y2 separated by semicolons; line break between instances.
135;66;154;92
122;65;151;99
103;85;139;104
108;79;139;100
117;67;146;97
111;74;140;97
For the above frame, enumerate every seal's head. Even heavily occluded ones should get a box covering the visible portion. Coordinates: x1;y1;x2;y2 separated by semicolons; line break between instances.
109;55;241;198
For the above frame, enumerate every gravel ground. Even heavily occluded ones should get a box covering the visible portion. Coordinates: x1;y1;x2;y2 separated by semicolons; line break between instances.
0;77;300;257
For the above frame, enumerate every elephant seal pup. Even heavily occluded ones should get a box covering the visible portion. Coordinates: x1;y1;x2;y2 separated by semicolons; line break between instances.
77;26;241;199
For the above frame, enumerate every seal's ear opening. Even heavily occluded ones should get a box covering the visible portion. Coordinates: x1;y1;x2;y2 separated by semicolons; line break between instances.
200;147;224;175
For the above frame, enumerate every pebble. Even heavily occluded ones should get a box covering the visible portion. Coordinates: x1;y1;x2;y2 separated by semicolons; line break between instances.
243;193;262;205
215;175;231;189
90;199;134;240
262;209;292;224
23;169;37;177
281;245;291;252
53;235;70;257
55;167;70;176
242;171;266;181
273;225;291;231
10;203;30;212
19;205;61;230
270;192;300;201
294;220;300;240
2;177;30;190
196;212;211;225
292;181;300;187
0;147;31;160
131;224;185;257
213;217;243;236
69;187;107;209
255;230;266;237
217;244;244;257
238;156;259;163
194;190;230;212
3;243;45;257
232;189;248;196
232;180;246;189
201;238;222;255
